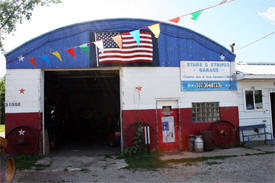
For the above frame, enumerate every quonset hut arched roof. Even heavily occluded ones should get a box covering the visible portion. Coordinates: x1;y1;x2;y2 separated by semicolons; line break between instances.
6;18;235;69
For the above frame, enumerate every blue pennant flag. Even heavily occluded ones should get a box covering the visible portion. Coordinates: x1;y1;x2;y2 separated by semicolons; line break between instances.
130;30;140;46
41;56;50;65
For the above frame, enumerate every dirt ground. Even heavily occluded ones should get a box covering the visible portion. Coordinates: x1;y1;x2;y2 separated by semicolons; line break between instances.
13;143;275;183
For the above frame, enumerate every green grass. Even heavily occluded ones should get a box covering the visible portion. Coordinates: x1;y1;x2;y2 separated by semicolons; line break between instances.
165;155;238;165
122;148;275;169
14;155;42;170
124;151;168;170
242;151;275;156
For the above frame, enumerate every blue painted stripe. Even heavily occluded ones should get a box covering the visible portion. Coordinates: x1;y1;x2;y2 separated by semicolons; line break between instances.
181;80;237;91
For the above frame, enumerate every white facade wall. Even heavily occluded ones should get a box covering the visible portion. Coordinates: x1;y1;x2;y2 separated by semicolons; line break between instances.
237;80;275;138
120;67;238;110
5;69;44;113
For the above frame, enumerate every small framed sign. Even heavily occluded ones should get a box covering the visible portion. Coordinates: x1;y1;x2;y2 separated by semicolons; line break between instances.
162;106;172;115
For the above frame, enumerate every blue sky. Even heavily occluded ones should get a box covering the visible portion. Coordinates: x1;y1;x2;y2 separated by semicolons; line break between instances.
0;0;275;77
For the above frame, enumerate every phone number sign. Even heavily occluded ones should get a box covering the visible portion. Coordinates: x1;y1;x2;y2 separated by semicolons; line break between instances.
180;61;237;91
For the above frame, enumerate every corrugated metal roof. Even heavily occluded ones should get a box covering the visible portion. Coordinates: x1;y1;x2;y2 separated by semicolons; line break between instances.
236;63;275;75
5;18;235;69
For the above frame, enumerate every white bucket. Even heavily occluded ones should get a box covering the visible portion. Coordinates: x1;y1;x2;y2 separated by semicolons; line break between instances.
194;135;204;152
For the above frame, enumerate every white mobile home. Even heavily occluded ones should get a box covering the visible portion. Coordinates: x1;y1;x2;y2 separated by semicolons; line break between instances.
237;63;275;141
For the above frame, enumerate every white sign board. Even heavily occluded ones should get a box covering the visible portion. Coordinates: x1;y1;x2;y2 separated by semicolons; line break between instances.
180;61;237;91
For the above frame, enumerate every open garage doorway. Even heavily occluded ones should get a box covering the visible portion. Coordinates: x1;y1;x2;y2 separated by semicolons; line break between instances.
44;70;121;154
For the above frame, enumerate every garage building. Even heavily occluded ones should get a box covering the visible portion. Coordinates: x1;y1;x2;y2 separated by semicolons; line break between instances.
5;18;239;154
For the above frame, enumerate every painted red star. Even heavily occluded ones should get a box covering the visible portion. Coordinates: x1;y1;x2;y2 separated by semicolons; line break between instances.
19;88;25;94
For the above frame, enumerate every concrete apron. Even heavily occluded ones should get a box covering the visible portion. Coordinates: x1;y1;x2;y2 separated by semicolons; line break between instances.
160;143;275;161
35;155;128;172
34;145;127;172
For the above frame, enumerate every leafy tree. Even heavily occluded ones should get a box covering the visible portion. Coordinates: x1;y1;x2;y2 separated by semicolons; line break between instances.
0;0;61;52
0;76;5;124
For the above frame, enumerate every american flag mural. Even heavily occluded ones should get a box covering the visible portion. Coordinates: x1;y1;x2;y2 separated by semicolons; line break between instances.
95;32;153;64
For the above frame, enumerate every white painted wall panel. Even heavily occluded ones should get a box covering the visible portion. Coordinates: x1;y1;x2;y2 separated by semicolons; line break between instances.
180;90;238;108
5;69;43;113
121;67;238;110
237;80;275;139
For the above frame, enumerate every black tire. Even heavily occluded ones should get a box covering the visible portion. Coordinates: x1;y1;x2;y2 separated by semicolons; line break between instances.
0;154;16;183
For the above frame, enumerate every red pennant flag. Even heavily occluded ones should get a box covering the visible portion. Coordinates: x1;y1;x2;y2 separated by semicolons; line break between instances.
66;48;76;60
28;58;37;68
169;17;180;23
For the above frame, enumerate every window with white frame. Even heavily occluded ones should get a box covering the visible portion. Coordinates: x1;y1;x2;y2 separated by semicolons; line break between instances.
245;90;263;110
192;102;220;122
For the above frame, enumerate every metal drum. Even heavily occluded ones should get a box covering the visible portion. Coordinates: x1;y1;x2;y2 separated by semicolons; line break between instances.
194;135;204;152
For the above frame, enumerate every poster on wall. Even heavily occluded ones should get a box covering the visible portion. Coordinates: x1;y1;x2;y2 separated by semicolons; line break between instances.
180;61;237;91
161;116;175;143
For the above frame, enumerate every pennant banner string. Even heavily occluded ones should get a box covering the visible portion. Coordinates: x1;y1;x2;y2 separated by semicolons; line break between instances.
7;0;234;65
66;48;76;60
52;51;63;62
41;56;50;65
28;58;37;68
148;24;160;38
79;44;90;57
94;40;104;50
169;17;180;23
130;30;141;46
191;10;203;21
112;35;122;49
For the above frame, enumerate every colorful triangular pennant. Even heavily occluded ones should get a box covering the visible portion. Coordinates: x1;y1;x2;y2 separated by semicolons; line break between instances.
28;58;36;68
130;30;140;46
191;10;203;21
149;24;160;38
169;17;180;23
52;51;62;62
112;35;122;49
41;56;50;65
66;48;76;60
94;40;104;50
79;44;90;56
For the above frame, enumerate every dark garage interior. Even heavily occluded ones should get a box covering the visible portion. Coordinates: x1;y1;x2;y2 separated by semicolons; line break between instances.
44;70;121;152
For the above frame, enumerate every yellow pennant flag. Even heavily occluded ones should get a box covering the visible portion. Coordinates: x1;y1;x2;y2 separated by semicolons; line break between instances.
149;24;160;38
52;51;62;62
112;35;122;49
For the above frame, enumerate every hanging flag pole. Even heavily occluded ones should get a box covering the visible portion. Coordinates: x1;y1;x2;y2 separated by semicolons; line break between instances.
95;33;99;67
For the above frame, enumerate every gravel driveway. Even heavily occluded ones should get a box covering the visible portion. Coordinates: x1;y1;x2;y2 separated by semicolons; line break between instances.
14;144;275;183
